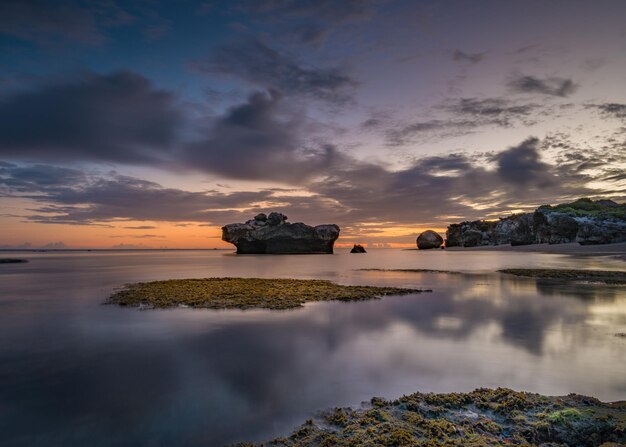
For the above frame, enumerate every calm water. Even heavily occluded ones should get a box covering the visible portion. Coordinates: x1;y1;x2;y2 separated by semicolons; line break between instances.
1;249;625;446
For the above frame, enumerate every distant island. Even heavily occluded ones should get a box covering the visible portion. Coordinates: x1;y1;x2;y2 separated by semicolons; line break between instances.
446;198;626;247
222;212;340;254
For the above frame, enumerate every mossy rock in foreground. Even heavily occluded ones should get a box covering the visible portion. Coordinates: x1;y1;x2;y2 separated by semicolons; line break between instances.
108;277;427;310
499;269;626;284
235;388;625;447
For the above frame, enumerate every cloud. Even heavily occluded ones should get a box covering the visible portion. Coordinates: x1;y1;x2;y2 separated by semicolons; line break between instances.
0;71;343;184
385;97;537;145
493;137;555;186
448;98;536;124
594;103;626;120
190;37;356;104
0;163;279;225
109;234;164;239
109;243;151;249
184;90;341;182
0;71;183;165
452;50;485;64
122;226;157;230
386;119;479;145
0;134;614;235
508;75;577;97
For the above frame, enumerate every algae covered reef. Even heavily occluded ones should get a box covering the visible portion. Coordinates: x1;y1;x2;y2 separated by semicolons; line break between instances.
499;269;626;284
237;388;625;447
107;277;426;310
0;258;28;264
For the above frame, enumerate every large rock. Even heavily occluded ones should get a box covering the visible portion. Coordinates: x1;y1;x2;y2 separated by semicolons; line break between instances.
445;220;497;247
222;212;340;254
416;230;444;249
576;218;626;245
445;198;626;248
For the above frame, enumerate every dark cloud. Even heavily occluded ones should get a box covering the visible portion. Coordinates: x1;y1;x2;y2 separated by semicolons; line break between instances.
184;90;341;182
493;137;555;186
386;98;537;145
449;98;535;123
122;225;157;230
190;37;356;104
0;72;343;183
508;75;577;97
0;71;183;165
0;163;87;193
0;133;613;233
452;50;485;64
594;103;626;119
310;137;593;227
0;163;279;225
386;119;478;145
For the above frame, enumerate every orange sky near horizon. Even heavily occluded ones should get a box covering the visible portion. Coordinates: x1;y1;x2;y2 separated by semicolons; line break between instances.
1;214;446;249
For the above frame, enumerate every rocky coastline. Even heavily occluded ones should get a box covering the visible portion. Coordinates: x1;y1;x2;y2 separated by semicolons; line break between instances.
446;198;626;248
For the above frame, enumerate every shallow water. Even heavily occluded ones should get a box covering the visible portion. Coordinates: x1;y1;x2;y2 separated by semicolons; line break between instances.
0;249;625;446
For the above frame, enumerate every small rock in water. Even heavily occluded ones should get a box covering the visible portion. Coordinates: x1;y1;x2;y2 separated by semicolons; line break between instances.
416;230;444;249
350;244;367;253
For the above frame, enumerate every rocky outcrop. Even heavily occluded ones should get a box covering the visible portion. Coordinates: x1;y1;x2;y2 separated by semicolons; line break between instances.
350;244;367;253
416;230;444;249
445;198;626;247
222;212;340;254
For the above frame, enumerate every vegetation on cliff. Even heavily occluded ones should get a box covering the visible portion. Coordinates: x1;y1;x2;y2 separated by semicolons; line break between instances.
236;388;625;447
538;198;626;219
107;277;426;310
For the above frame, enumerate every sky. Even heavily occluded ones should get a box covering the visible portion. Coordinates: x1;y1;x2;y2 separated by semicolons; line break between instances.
1;0;625;249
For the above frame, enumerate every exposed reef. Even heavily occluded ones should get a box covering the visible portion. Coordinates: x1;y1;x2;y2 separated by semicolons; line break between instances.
0;258;28;263
416;230;444;249
222;212;340;254
360;268;460;274
107;277;427;310
237;387;625;447
499;269;626;284
446;198;626;247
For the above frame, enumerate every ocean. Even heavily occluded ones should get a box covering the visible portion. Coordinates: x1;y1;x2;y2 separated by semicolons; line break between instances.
1;249;624;446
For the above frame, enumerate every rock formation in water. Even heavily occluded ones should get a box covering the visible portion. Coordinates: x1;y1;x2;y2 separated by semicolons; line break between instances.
445;198;626;247
222;212;340;254
350;244;367;253
416;230;444;249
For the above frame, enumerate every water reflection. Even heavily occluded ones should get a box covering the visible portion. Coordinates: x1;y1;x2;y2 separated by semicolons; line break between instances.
0;250;624;446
